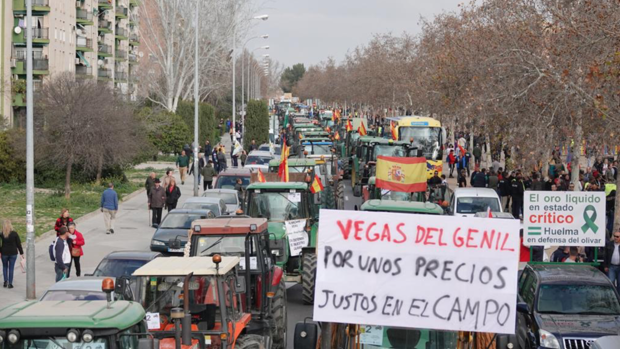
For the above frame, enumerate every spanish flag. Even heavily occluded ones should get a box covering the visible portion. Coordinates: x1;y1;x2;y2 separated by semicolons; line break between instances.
334;109;341;120
390;122;398;140
332;111;336;122
334;132;340;141
309;175;324;194
375;156;427;192
346;119;353;132
257;169;266;183
326;126;331;133
278;137;289;182
358;122;367;136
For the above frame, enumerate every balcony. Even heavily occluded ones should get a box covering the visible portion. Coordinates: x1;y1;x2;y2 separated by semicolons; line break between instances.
129;14;139;26
128;53;138;64
98;0;113;9
98;20;112;33
13;0;50;13
115;71;128;81
13;27;50;45
76;37;93;52
11;52;49;75
115;6;128;18
98;68;112;81
129;34;140;45
98;43;113;57
76;65;93;78
76;9;94;25
115;50;127;60
115;27;128;40
130;0;138;6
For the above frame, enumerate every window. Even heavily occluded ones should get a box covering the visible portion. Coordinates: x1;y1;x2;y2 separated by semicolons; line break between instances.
248;192;305;222
203;192;238;205
398;127;442;160
537;284;620;315
518;269;536;310
456;197;500;214
160;214;206;229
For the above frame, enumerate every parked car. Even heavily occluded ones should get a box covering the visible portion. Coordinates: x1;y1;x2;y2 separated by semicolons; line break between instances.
182;197;227;216
214;168;251;190
90;251;162;278
150;209;215;254
40;277;110;301
202;188;241;213
513;264;620;349
244;150;274;171
258;143;282;156
448;188;502;217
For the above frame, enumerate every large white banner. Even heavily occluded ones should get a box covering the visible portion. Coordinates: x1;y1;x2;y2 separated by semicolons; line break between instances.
313;209;520;334
524;191;606;247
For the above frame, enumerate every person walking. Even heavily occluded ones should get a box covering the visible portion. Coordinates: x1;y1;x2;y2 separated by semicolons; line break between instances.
67;223;84;278
54;208;74;236
201;160;217;190
176;150;190;185
165;178;182;212
100;183;118;235
217;147;228;171
447;149;457;178
148;178;166;227
473;144;482;168
605;231;620;294
145;172;156;198
510;172;525;219
1;220;23;288
457;169;467;188
204;140;212;160
250;139;258;151
234;178;244;202
53;227;72;282
163;170;175;188
240;150;247;167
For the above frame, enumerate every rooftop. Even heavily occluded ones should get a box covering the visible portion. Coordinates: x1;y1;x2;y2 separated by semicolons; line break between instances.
192;217;269;235
528;264;610;285
133;256;240;276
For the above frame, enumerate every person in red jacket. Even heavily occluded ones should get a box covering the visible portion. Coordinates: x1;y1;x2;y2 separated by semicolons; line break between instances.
447;149;457;178
67;223;85;277
54;208;74;236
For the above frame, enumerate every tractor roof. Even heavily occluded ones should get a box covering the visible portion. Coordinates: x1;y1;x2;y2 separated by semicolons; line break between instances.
133;256;240;277
0;300;145;330
247;182;308;191
192;217;268;235
361;199;444;215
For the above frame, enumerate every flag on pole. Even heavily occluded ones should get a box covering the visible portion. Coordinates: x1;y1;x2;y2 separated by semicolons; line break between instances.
346;119;353;132
390;122;398;140
257;169;266;183
309;175;324;193
332;111;336;122
358;122;367;136
375;156;427;192
278;137;290;182
487;206;493;218
326;126;331;133
334;132;340;141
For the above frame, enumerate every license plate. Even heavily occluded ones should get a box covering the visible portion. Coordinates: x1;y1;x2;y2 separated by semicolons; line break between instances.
168;248;184;253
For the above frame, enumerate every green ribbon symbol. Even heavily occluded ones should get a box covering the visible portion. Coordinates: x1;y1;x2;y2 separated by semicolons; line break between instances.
581;205;598;234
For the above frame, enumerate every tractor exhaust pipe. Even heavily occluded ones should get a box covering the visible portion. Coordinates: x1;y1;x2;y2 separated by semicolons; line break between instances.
182;272;194;346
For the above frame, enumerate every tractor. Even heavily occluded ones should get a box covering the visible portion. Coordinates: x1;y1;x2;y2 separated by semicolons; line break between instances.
299;140;345;210
186;217;287;349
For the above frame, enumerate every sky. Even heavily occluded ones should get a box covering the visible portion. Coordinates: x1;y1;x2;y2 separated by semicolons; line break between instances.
250;0;466;68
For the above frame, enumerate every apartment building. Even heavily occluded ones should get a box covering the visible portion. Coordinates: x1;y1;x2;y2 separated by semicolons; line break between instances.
1;0;141;127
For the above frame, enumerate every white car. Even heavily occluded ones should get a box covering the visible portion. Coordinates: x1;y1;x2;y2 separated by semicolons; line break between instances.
449;188;502;217
244;150;274;171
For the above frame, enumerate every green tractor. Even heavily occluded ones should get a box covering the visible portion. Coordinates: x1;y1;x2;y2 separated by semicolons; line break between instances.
298;140;345;210
243;172;321;305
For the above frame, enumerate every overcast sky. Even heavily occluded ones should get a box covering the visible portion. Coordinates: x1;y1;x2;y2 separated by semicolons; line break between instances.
250;0;465;68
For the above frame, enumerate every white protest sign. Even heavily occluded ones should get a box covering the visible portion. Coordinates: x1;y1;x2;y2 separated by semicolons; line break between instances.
314;209;520;334
146;312;161;330
286;219;308;257
524;191;606;247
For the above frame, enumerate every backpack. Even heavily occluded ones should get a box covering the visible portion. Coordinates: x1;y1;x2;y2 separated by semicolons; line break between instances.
48;237;59;261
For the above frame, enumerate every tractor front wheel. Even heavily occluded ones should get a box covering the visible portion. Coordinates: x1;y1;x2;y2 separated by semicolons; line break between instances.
235;334;267;349
271;278;287;349
302;252;317;305
336;181;345;210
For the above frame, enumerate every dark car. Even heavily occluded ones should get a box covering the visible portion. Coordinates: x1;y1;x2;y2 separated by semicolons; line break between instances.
150;209;215;255
213;168;251;190
514;264;620;349
90;251;161;278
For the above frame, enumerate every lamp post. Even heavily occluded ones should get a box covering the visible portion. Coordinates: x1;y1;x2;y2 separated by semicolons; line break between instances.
247;47;268;104
232;15;268;136
241;35;268;124
192;0;200;196
25;0;36;300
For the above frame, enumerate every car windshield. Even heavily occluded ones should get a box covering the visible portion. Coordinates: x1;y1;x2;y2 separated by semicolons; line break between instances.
204;192;238;205
249;192;304;221
304;144;332;155
215;176;250;190
398;126;441;160
258;145;282;155
456;197;500;214
41;290;107;301
21;338;108;349
247;156;272;165
537;284;620;315
93;259;150;277
195;235;248;255
160;214;205;229
381;190;412;201
182;202;219;214
373;145;406;160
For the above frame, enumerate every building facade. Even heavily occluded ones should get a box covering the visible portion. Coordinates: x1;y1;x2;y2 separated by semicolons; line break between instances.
1;0;140;127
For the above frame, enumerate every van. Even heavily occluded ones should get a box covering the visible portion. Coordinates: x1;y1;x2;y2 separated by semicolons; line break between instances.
449;188;502;217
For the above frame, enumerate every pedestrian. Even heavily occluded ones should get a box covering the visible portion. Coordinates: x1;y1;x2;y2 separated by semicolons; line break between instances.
204;140;212;159
447;149;456;178
487;170;499;192
100;182;118;235
189;153;206;183
499;171;511;210
605;230;620;294
564;247;581;263
510;172;525;219
201;160;217;190
217;147;228;171
148;178;166;227
491;158;501;174
231;144;239;167
529;173;545;191
551;246;569;262
473;144;482;167
230;129;234;143
163;170;175;188
471;168;487;188
235;130;242;143
165;178;182;212
250;139;258;151
457;169;467;188
1;220;24;289
145;172;156;198
53;226;72;282
240;150;247;167
176;150;190;185
54;208;74;236
212;147;220;173
234;178;243;202
67;222;84;277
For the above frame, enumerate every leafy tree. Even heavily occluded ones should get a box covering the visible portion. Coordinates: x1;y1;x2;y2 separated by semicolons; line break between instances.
280;63;306;93
176;100;220;147
0;130;26;183
243;100;269;151
137;107;191;155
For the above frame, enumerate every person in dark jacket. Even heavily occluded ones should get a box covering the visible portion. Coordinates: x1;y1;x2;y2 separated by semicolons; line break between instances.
428;171;442;187
165;178;182;212
201;161;217;190
148;179;166;227
204;140;212;160
250;140;258;151
54;227;72;282
176;150;190;185
551;246;569;263
472;168;488;188
457;169;467;188
529;173;545;191
145;172;157;197
54;208;74;236
604;231;620;294
217;147;227;171
100;183;118;235
1;220;24;288
487;171;499;192
499;172;512;211
510;172;525;219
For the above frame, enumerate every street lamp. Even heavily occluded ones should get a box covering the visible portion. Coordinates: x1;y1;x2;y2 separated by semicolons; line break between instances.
247;46;269;104
254;14;269;20
241;35;268;121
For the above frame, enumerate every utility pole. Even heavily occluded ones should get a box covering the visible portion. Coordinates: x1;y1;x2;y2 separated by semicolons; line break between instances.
192;0;199;197
25;0;36;300
231;23;236;136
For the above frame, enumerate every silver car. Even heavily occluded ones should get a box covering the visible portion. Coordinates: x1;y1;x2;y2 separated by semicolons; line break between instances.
40;277;112;301
202;189;241;213
182;197;227;216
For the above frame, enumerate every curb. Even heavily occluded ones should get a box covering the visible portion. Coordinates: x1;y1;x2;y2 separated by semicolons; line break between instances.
33;187;146;244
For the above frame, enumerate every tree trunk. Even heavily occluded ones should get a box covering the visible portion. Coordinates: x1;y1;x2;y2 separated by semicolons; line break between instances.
65;155;73;199
486;134;491;168
571;122;583;190
95;154;104;185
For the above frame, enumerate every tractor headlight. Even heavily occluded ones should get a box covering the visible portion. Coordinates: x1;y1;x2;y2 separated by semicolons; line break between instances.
82;330;94;343
0;330;6;344
67;329;80;343
7;330;20;344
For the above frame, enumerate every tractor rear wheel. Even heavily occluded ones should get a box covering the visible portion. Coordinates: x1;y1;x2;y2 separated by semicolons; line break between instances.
342;160;350;179
272;278;287;349
302;252;317;305
336;181;345;210
235;334;267;349
321;185;335;209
